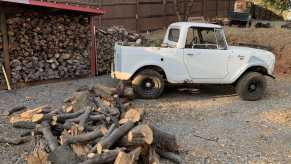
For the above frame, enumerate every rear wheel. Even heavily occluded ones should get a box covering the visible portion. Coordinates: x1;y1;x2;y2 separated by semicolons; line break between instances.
236;72;267;101
132;69;165;99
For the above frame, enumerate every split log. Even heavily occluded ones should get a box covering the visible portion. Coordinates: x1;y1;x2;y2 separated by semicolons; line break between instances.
63;129;104;145
114;147;142;164
81;149;122;164
12;121;36;129
120;124;153;146
149;124;179;153
4;106;26;116
119;108;144;124
20;105;48;119
32;113;55;123
157;151;185;164
96;121;135;154
39;121;59;151
0;136;30;145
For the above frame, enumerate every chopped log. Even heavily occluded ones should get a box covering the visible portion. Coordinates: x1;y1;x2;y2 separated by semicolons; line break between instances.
157;151;185;164
114;147;142;164
80;149;122;164
63;129;104;145
12;121;36;129
32;113;55;123
4;106;26;116
89;124;117;153
72;91;96;112
48;145;79;164
26;148;49;164
96;121;135;154
94;84;114;97
119;108;144;124
0;136;30;145
149;146;160;164
53;110;85;123
94;97;120;117
120;124;153;146
20;105;48;119
78;109;91;132
9;115;31;124
39;121;59;151
149;124;179;153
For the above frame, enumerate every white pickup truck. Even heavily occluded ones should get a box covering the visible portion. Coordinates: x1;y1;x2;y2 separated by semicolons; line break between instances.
112;22;276;101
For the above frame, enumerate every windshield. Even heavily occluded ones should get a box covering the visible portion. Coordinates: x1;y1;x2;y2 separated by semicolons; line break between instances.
215;29;228;49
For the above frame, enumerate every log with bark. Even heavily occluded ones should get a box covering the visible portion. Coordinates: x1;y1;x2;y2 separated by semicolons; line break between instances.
4;87;183;163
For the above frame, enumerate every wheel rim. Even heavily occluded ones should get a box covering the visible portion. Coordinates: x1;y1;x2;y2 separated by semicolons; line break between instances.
141;78;158;95
248;79;262;93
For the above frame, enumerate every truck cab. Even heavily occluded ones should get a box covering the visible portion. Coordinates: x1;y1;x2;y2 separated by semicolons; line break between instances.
112;22;276;101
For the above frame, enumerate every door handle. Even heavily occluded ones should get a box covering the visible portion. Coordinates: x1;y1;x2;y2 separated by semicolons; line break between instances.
186;53;194;56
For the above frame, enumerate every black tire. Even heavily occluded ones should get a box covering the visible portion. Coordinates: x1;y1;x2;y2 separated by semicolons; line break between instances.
236;72;267;101
132;69;165;99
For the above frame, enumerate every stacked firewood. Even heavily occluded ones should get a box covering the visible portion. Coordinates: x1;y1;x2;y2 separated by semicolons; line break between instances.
7;13;91;83
96;26;144;75
4;85;183;164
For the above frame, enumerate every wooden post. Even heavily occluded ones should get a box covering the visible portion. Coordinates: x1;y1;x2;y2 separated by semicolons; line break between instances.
90;16;97;76
0;11;12;86
136;0;140;32
215;0;218;18
202;0;207;19
98;0;103;26
162;0;167;28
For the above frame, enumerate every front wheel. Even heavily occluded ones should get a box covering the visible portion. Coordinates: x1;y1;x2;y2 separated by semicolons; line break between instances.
236;72;267;101
132;69;165;99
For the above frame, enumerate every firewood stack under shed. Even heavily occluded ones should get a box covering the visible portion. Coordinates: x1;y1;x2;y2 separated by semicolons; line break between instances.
4;85;184;164
95;26;144;75
7;13;91;83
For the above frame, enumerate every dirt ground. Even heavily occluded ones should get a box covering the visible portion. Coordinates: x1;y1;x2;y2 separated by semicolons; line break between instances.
1;75;291;163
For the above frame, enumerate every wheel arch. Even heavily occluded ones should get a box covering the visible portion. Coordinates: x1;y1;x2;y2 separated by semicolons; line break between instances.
233;65;268;85
130;65;167;81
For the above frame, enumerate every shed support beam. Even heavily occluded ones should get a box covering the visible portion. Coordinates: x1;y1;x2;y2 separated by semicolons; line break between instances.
90;16;97;76
0;11;12;86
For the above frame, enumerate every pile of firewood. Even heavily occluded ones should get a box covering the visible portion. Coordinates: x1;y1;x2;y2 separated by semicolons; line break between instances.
7;13;91;83
3;85;183;164
96;26;144;75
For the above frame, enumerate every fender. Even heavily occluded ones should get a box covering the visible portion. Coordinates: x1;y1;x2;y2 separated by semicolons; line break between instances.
229;56;270;83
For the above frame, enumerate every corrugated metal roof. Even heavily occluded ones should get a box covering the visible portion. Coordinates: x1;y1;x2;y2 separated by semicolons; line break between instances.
0;0;105;15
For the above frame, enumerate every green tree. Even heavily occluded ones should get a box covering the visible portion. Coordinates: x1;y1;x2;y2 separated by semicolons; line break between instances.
263;0;291;13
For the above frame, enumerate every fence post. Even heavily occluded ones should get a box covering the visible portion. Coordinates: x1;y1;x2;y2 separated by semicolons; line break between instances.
136;0;140;32
202;0;206;18
163;0;167;28
0;11;12;85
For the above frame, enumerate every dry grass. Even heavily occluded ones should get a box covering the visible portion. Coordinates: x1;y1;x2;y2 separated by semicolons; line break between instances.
225;27;291;74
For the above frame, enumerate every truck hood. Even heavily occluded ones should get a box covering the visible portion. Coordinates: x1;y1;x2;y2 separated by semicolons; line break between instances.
229;46;275;62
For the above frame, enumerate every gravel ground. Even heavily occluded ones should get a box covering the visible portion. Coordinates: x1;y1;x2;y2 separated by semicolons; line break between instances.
1;75;291;163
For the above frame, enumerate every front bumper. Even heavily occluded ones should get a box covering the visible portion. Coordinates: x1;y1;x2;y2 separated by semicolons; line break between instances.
111;71;131;80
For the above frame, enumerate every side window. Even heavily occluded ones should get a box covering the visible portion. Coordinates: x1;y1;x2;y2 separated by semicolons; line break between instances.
186;28;199;48
168;28;180;42
200;29;216;45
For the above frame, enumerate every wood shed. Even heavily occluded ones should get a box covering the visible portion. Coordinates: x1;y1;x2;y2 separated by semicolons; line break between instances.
0;0;104;88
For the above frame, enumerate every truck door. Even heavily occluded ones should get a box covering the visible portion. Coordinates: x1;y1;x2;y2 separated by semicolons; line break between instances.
183;27;231;79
